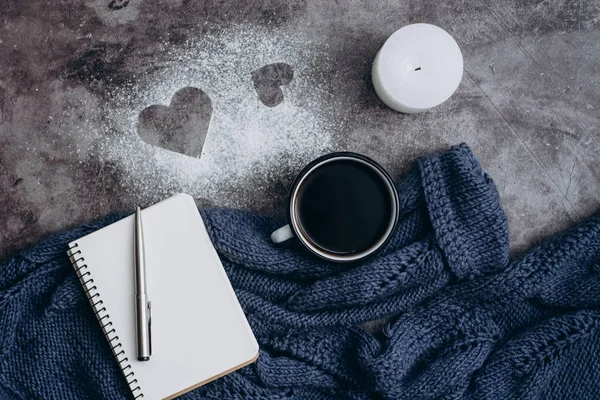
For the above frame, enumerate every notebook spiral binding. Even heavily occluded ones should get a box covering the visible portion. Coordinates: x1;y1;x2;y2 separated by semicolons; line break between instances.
67;242;144;399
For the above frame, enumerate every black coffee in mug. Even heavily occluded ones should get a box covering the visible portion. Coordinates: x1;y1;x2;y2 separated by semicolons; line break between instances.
271;152;399;263
296;160;393;255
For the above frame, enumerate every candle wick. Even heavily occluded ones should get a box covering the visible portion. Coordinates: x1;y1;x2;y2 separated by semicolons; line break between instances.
415;67;422;71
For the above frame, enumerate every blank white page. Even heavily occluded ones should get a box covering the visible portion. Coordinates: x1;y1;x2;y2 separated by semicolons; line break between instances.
68;193;258;399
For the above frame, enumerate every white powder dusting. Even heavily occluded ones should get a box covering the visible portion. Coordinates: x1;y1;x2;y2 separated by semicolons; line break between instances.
93;25;347;207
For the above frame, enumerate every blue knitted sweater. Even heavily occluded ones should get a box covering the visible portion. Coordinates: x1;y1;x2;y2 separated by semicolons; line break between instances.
1;144;599;399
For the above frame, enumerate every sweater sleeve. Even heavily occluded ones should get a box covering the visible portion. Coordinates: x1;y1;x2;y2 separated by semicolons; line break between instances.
418;143;509;279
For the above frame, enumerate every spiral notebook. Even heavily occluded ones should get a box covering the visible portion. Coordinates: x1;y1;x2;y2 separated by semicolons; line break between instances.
66;193;259;400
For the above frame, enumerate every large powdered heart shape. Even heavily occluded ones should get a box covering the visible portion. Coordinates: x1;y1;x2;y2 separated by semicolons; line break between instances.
137;87;212;158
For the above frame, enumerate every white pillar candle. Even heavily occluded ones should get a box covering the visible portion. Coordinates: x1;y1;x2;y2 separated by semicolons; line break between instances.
372;23;463;114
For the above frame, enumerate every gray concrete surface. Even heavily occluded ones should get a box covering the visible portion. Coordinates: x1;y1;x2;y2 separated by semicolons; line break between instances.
1;0;599;258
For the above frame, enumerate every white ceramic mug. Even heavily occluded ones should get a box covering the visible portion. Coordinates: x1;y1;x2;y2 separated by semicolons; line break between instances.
270;152;399;263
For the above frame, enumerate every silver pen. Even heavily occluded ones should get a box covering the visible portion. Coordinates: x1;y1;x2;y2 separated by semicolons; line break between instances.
134;206;152;361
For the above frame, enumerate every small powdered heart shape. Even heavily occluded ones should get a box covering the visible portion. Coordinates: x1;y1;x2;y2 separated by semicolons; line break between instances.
251;63;294;107
137;87;212;158
108;0;129;10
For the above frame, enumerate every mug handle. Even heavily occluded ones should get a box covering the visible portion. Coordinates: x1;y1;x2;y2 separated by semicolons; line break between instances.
271;224;294;243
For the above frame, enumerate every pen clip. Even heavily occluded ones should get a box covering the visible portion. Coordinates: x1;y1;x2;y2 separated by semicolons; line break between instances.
147;301;152;356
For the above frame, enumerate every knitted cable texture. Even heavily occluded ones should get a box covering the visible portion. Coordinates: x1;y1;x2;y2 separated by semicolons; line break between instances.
1;144;599;399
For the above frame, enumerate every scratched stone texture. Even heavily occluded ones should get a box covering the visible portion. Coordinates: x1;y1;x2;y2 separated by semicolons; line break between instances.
0;0;599;258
